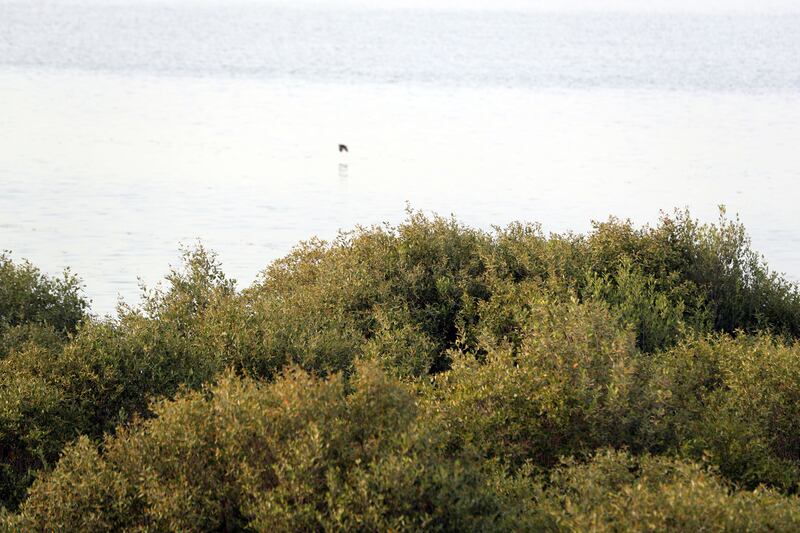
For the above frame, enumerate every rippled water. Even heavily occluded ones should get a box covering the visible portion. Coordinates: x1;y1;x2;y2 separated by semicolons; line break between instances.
2;2;799;314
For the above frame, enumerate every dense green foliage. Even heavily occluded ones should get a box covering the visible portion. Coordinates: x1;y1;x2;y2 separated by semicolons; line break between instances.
0;252;87;358
3;209;800;530
7;364;539;531
539;450;800;531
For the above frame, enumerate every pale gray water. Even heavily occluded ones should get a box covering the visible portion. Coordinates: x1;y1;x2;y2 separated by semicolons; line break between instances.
2;1;800;314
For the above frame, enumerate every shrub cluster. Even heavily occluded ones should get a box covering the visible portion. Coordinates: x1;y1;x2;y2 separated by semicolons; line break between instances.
0;252;87;358
3;209;800;530
644;334;800;491
7;363;540;532
539;449;800;531
0;247;230;508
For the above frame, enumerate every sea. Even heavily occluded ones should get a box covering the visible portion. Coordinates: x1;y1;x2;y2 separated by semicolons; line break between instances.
2;0;799;315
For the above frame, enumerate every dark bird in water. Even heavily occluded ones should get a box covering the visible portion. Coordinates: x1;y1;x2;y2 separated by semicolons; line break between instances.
339;144;349;153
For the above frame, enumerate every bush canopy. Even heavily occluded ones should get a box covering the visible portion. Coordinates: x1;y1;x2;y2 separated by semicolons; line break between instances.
3;209;800;530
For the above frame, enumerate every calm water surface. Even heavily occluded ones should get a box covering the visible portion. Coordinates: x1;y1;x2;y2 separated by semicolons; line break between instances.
2;2;800;314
